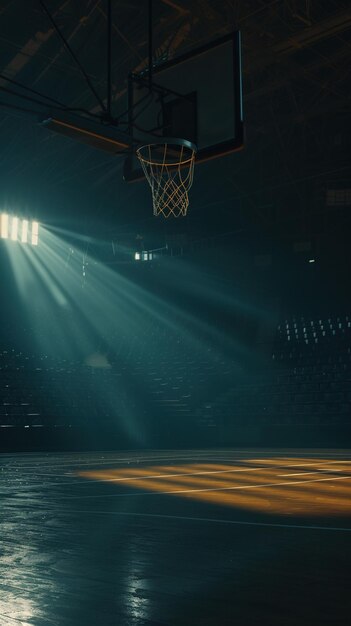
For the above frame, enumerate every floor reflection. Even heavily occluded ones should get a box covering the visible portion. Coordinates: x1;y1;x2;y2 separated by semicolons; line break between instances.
2;450;351;626
78;457;351;516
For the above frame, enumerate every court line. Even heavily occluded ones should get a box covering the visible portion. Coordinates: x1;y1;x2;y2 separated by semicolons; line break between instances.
3;460;351;480
63;473;351;500
0;466;271;486
76;461;350;484
77;466;271;482
2;461;347;493
56;509;351;533
3;460;350;491
2;450;351;470
278;469;346;477
0;453;257;471
1;449;263;462
280;460;349;466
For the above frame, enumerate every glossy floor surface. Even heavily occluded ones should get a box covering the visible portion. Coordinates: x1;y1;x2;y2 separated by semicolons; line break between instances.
1;448;351;625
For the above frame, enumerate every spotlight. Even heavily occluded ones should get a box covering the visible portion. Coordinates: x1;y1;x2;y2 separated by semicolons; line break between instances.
22;220;28;243
0;214;39;246
1;213;8;238
31;221;39;246
11;217;18;241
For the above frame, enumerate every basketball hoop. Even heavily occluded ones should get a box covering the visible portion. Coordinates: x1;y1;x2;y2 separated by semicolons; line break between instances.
136;139;197;217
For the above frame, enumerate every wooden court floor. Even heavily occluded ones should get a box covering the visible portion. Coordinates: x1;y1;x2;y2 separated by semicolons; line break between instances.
1;447;351;625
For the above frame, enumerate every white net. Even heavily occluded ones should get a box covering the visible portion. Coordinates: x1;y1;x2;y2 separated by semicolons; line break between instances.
137;142;196;217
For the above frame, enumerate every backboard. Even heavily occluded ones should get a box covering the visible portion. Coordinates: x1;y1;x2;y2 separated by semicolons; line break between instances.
123;31;243;182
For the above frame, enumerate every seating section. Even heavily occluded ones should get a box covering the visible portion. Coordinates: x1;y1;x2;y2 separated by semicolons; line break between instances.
0;327;232;432
209;314;351;429
1;314;350;445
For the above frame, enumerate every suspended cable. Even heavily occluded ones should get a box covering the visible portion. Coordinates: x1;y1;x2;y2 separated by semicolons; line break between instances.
0;83;104;120
39;0;107;114
0;84;61;110
0;72;67;108
0;100;42;117
107;0;112;119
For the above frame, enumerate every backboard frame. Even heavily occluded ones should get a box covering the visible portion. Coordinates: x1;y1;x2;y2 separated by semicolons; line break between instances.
124;31;243;183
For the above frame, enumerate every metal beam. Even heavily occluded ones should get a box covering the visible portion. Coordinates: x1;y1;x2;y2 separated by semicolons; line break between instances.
107;0;112;118
273;9;351;54
39;0;107;113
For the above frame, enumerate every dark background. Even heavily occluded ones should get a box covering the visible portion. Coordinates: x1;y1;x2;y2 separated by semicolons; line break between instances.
0;0;350;450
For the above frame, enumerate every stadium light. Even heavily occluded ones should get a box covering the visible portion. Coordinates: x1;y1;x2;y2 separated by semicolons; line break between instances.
32;221;39;246
0;214;39;246
11;217;18;241
22;220;28;243
1;213;8;238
